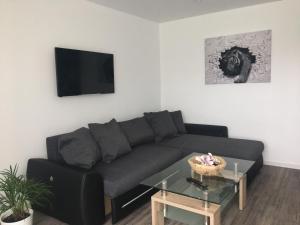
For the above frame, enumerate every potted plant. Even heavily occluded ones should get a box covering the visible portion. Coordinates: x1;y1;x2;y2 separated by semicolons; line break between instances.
0;165;51;225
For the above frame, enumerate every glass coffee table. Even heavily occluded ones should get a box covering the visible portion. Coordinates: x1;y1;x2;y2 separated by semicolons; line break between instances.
141;153;254;225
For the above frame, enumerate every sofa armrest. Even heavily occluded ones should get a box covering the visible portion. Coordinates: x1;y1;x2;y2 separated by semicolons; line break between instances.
185;123;228;138
27;159;105;225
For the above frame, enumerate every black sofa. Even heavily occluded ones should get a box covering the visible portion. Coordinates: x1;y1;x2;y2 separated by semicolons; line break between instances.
27;122;264;225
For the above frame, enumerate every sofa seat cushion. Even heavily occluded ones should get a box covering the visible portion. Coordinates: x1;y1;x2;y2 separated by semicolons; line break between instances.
161;134;264;161
94;144;182;198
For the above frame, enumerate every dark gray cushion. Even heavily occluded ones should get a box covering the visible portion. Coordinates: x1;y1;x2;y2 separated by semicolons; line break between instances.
161;134;264;161
119;117;154;147
58;127;101;169
47;135;65;163
171;110;186;134
144;110;178;142
94;144;182;198
89;119;132;163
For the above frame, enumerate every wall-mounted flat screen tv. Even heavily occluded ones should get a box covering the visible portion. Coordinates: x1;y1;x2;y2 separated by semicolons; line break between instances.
55;47;114;97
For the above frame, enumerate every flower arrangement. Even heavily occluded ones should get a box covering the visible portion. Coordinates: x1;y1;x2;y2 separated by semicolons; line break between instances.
195;153;221;166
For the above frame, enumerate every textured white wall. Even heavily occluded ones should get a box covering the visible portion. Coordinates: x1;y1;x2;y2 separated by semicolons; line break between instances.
0;0;161;172
160;0;300;168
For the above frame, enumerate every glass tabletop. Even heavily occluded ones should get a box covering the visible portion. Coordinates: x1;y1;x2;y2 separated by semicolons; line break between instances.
141;152;254;205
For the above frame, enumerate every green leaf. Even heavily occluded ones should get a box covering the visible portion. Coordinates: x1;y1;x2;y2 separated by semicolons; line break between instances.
0;164;52;220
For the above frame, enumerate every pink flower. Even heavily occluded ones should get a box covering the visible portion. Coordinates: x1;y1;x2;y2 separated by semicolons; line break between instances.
196;153;216;166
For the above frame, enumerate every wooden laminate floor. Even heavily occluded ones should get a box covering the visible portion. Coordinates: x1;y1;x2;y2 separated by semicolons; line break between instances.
35;165;300;225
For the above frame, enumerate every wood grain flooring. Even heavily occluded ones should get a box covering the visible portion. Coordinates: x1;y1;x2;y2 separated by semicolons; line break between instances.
36;165;300;225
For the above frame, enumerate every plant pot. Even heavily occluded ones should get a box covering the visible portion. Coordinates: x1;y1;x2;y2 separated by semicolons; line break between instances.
0;209;33;225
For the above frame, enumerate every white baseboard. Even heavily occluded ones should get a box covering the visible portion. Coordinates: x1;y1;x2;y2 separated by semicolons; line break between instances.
264;161;300;170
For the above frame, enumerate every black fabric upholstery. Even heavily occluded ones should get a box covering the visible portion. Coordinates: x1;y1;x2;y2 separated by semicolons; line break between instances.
144;110;178;142
119;117;154;147
34;121;264;225
46;123;227;164
161;134;264;161
89;119;132;163
185;123;228;138
94;144;182;198
171;111;186;134
58;127;101;169
27;159;105;225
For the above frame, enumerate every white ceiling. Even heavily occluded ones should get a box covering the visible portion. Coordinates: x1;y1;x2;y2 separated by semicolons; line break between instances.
88;0;280;22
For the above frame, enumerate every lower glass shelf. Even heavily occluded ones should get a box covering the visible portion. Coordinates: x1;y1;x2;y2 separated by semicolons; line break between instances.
164;191;236;225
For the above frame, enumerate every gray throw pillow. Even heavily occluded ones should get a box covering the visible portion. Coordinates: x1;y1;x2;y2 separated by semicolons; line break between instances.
58;127;101;169
144;110;178;142
119;117;154;147
89;119;132;163
171;110;187;134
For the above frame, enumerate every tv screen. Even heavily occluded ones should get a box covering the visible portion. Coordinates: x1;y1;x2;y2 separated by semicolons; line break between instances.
55;47;114;97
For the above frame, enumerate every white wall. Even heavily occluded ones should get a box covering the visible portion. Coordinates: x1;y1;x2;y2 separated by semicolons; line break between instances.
0;0;161;172
1;0;300;173
160;0;300;169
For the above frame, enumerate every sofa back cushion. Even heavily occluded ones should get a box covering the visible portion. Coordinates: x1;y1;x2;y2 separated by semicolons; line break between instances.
58;127;101;169
89;119;132;163
47;135;65;163
171;110;187;134
119;117;154;147
144;110;178;142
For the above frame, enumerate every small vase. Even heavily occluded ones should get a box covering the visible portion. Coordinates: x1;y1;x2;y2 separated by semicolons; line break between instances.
0;209;33;225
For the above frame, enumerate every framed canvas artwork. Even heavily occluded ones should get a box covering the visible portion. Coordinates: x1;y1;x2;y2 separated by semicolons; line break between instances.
205;30;272;84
